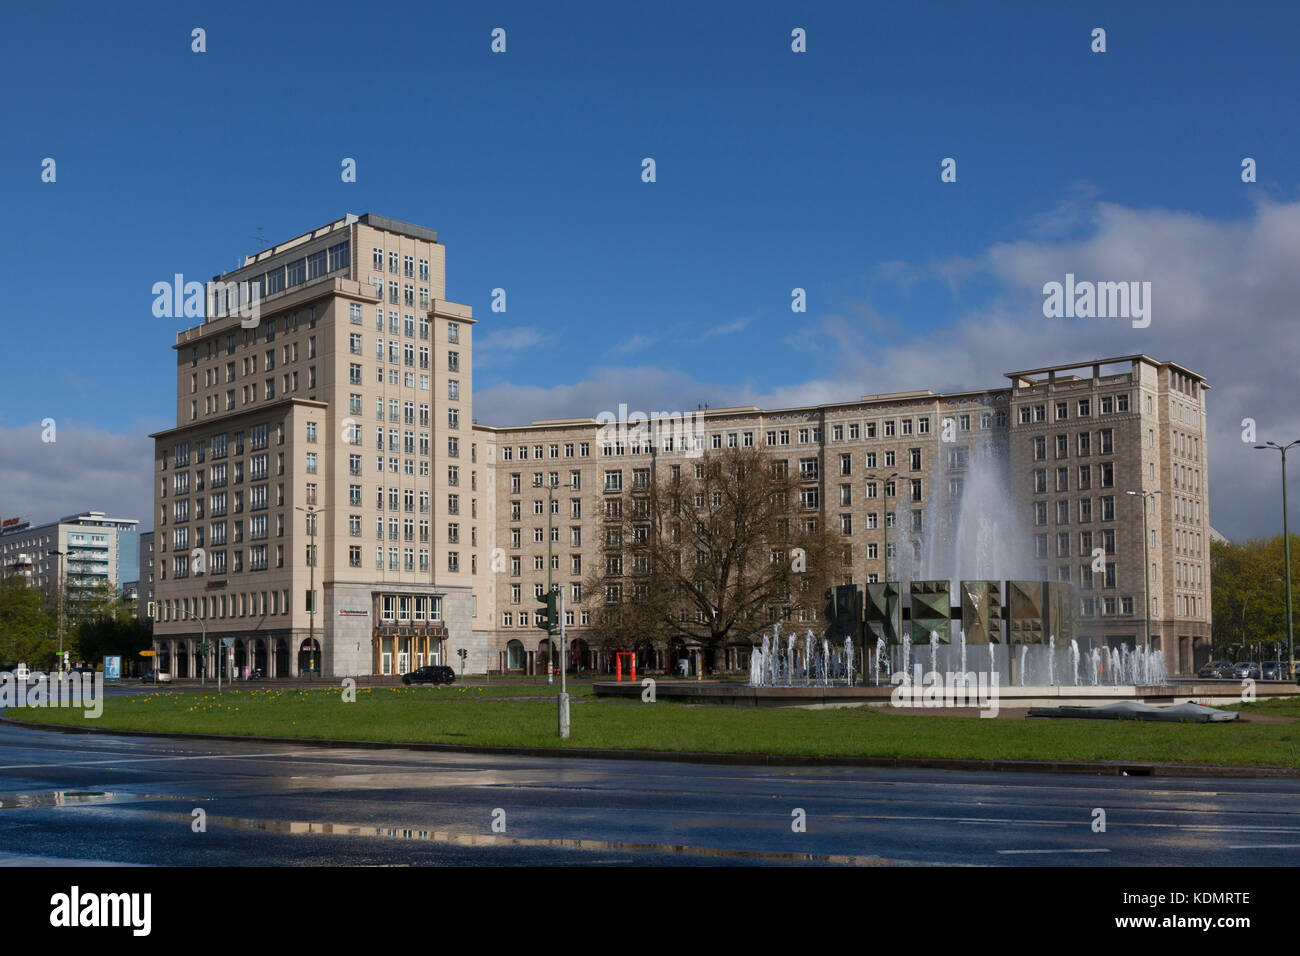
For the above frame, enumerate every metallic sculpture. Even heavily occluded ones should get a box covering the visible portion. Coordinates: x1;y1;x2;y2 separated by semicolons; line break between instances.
909;580;951;643
865;582;901;646
960;580;1001;645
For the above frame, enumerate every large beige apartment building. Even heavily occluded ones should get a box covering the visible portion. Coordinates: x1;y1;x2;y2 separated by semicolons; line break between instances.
475;356;1211;676
151;214;477;679
150;214;1211;679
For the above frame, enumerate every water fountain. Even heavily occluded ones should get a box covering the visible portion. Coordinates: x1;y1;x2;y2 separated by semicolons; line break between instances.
749;632;858;687
745;424;1173;693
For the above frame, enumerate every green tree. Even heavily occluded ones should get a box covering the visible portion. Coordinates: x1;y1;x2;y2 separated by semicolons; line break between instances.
1211;534;1299;660
74;613;152;666
0;572;56;667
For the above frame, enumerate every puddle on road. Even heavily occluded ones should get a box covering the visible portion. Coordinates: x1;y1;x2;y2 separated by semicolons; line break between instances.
121;807;918;865
0;790;186;810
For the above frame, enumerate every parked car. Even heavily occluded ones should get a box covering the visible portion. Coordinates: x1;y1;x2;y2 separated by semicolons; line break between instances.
1233;661;1261;680
140;669;172;683
1198;660;1235;679
401;665;456;686
1261;661;1284;680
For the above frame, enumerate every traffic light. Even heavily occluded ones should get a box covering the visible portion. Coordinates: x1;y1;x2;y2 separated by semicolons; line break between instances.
536;588;558;634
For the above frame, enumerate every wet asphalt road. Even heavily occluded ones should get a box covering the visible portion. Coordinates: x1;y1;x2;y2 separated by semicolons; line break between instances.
0;716;1299;867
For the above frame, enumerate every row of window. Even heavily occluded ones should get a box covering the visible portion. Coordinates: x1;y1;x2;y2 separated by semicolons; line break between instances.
377;592;442;620
1033;496;1121;525
502;609;591;628
251;241;350;301
371;249;431;282
502;442;590;461
167;424;280;468
359;306;460;345
371;277;430;310
347;364;438;392
360;516;470;546
156;589;293;622
1033;462;1115;493
166;484;277;525
1036;529;1117;558
1030;430;1115;460
171;543;280;577
1018;394;1130;424
362;547;463;573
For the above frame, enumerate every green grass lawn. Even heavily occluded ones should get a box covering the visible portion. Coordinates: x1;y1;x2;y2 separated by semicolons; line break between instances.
7;683;1300;769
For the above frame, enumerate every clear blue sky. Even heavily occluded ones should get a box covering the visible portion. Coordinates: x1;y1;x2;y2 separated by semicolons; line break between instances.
2;0;1298;539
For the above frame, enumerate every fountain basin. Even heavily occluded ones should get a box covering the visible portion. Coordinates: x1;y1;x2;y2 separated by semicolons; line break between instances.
593;680;1300;710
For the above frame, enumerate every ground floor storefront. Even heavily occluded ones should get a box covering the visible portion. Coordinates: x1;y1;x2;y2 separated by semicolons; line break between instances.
372;623;449;675
153;631;299;680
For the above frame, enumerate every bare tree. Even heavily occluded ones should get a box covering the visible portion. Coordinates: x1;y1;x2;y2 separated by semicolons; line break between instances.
585;444;846;672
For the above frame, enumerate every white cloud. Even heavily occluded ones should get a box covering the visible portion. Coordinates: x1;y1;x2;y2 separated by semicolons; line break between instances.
476;199;1300;541
695;317;751;341
13;198;1298;544
473;326;544;368
0;421;157;534
613;333;654;354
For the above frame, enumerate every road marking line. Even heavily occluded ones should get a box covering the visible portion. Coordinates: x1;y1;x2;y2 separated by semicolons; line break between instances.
1226;843;1300;849
997;848;1110;854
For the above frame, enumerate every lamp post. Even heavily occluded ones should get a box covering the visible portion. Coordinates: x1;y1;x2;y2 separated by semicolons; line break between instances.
866;472;899;680
1255;440;1299;680
1125;489;1162;652
296;505;325;679
47;549;65;674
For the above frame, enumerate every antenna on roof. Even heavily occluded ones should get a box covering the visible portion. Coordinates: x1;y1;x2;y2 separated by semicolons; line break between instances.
249;226;270;250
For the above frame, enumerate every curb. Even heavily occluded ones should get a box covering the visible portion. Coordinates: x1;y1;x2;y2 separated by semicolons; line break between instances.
3;714;1297;779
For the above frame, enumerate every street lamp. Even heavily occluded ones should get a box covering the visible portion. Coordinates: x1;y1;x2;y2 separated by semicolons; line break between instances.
296;505;326;679
1255;440;1299;680
866;472;900;676
865;473;900;586
47;549;65;673
1125;489;1162;652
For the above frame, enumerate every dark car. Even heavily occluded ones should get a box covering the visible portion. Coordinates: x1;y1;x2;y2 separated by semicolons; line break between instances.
139;668;172;683
1262;661;1284;681
401;665;455;686
1234;661;1261;680
1197;660;1235;679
